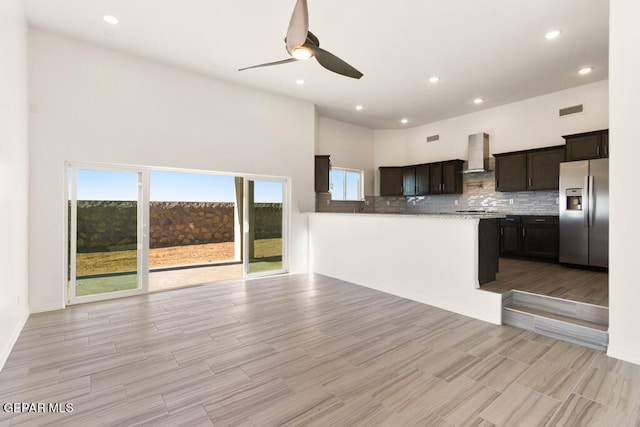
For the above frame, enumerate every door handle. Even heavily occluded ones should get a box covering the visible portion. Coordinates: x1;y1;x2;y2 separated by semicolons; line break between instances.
588;175;595;227
584;176;589;227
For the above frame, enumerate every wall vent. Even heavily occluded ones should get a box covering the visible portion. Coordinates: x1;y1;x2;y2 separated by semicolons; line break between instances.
426;134;440;142
559;104;584;117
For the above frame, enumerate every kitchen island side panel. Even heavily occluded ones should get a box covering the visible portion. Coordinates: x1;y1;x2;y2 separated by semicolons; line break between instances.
308;213;502;324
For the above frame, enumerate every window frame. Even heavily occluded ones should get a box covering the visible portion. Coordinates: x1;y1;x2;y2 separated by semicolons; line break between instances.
330;167;364;201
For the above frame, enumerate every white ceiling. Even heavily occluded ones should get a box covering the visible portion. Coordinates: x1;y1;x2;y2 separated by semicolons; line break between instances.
23;0;609;129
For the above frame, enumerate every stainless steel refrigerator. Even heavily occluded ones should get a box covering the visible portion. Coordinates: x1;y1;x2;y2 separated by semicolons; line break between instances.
559;158;609;267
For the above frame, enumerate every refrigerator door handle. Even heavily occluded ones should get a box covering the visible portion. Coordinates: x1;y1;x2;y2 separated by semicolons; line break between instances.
588;175;595;227
584;176;590;227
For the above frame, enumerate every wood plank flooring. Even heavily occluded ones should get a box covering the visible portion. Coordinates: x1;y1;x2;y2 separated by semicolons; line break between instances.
481;258;609;307
1;273;637;426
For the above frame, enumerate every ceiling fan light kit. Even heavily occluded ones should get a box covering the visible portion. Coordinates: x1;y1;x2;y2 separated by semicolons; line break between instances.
239;0;363;79
291;47;312;60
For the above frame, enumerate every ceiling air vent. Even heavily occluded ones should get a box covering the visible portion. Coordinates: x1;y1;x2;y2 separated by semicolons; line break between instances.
426;134;440;142
559;104;584;117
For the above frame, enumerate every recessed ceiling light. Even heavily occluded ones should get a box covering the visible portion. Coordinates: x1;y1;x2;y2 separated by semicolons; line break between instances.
545;30;561;40
296;79;305;85
401;118;408;124
103;15;119;25
473;98;484;105
355;105;364;111
578;67;593;75
429;76;440;83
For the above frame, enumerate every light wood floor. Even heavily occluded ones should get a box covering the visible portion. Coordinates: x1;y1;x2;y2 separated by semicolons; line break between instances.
1;273;637;426
482;258;609;307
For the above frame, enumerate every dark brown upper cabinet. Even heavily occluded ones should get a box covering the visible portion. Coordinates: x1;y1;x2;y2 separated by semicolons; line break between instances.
314;155;330;193
495;145;565;192
495;152;527;191
380;160;461;196
400;164;430;196
415;164;430;195
379;167;404;196
430;160;463;194
403;166;417;196
429;162;443;194
563;129;609;161
527;146;566;190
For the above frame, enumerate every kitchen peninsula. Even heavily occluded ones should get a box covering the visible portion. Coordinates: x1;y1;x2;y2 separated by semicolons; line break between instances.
308;212;503;324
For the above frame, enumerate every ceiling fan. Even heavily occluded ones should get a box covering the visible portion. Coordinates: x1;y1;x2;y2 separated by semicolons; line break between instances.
238;0;363;79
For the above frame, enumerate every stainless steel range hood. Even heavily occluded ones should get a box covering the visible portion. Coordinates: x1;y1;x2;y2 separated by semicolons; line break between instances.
463;133;491;173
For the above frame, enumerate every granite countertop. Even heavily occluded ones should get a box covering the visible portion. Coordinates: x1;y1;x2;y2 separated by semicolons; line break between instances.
309;212;506;220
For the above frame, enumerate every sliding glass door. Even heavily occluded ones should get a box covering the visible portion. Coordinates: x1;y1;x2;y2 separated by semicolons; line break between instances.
67;163;289;304
244;179;287;276
67;165;147;303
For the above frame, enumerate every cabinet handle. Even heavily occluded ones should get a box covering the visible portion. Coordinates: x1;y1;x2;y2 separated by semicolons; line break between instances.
500;227;504;236
597;145;600;156
535;218;546;222
604;144;608;157
528;177;532;187
522;228;525;237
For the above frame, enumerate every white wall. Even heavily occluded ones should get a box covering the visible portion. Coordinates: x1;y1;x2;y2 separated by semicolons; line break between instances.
309;213;502;324
28;30;316;312
373;129;408;195
0;0;30;370
317;117;375;196
373;80;609;190
608;0;640;364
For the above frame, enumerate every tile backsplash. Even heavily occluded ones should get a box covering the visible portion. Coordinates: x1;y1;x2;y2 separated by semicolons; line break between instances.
316;160;559;216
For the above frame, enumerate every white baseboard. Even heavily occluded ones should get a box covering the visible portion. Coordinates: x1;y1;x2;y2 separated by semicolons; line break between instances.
29;302;65;314
0;310;29;372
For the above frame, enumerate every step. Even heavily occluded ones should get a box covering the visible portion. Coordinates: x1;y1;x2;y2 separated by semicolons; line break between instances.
502;291;609;352
511;290;608;327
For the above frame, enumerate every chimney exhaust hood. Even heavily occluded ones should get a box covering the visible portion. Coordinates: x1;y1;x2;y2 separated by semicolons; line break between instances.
463;133;491;173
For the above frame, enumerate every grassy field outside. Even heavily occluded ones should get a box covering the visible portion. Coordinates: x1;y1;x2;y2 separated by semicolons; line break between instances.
74;239;282;296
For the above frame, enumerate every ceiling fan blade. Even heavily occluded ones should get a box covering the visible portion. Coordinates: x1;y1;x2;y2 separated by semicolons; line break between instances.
307;45;363;79
238;58;298;71
286;0;309;54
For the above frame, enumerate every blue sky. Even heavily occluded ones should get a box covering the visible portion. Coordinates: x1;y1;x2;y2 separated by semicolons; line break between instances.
74;169;283;203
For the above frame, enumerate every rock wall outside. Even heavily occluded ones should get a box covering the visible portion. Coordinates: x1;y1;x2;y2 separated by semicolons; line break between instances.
73;201;282;253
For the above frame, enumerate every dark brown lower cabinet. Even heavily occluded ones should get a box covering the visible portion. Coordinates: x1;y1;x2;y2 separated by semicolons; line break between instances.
521;216;559;260
499;216;521;255
499;215;559;261
479;219;500;284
